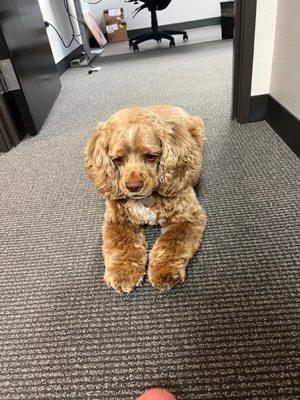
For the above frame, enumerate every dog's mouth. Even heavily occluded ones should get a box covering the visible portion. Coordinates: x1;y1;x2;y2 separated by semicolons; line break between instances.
130;191;153;200
128;186;158;200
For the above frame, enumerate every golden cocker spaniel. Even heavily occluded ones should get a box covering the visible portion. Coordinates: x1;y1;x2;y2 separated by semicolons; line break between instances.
85;105;207;293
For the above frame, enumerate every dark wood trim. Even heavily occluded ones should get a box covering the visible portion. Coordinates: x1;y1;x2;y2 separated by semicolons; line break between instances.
232;0;257;123
248;94;299;157
127;17;221;39
0;94;20;152
249;94;269;122
266;96;300;157
56;45;83;76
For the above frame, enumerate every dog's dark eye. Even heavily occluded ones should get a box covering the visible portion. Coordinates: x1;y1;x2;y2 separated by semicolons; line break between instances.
113;157;123;166
145;154;158;162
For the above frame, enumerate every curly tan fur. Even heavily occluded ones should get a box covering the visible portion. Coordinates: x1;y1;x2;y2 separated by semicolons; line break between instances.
85;105;207;293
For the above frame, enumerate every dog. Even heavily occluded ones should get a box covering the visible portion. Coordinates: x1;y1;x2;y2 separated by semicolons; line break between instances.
85;105;207;293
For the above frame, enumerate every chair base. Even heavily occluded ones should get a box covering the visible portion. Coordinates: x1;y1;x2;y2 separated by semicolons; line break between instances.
129;30;188;52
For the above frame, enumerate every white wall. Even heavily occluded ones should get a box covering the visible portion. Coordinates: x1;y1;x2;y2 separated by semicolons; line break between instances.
85;0;228;31
38;0;81;63
270;0;300;118
251;0;278;96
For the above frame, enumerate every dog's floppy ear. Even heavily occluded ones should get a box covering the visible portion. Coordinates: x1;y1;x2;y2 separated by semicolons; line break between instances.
84;122;123;199
157;116;204;197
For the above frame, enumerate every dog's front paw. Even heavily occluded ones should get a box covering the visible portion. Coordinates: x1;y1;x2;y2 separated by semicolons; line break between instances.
149;262;186;291
104;263;145;293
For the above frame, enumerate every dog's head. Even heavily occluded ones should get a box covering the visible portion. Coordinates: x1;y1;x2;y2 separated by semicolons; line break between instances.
85;107;203;200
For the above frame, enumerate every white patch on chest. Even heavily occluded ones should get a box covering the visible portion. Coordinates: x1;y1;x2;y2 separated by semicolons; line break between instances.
133;202;158;225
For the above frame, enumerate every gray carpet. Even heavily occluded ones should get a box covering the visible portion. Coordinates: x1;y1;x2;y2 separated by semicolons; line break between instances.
0;40;299;399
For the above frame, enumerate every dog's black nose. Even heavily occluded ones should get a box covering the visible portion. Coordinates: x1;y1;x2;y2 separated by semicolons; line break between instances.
125;180;144;193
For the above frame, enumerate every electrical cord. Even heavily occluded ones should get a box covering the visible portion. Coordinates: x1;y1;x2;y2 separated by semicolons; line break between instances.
46;2;81;47
64;0;89;40
65;0;98;68
45;21;75;48
45;0;98;68
69;13;88;31
63;0;94;65
45;0;80;48
83;0;103;4
63;0;81;38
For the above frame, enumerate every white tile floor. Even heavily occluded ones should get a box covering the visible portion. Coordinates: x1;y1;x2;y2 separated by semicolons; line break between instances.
97;25;222;58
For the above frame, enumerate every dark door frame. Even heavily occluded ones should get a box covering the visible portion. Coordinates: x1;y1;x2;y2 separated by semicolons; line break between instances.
232;0;257;123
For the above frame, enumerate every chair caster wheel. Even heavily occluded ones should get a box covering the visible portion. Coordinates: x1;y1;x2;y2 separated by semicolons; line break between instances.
133;44;139;52
183;33;188;41
170;40;175;48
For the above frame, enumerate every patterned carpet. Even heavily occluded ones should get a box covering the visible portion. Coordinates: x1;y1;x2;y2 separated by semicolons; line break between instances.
0;40;299;399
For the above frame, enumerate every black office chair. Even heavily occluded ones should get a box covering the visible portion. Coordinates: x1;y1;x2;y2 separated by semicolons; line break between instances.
125;0;188;52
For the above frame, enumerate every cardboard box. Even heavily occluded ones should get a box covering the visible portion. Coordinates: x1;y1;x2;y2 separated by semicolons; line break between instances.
104;8;128;43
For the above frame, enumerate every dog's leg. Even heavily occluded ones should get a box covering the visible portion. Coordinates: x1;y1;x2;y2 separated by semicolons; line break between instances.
148;204;206;290
102;218;147;293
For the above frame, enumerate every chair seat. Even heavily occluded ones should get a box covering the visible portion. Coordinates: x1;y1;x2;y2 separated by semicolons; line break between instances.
126;1;172;12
